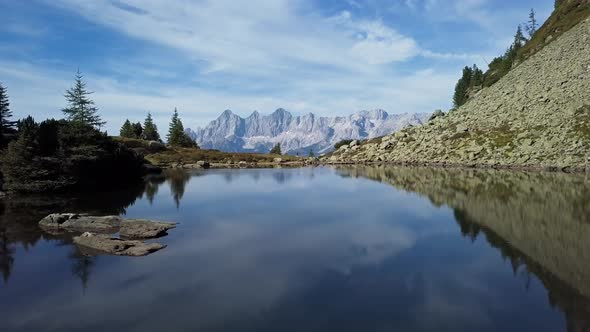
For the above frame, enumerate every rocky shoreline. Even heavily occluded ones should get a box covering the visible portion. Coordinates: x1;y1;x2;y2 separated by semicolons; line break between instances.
321;17;590;171
320;159;590;173
164;159;315;170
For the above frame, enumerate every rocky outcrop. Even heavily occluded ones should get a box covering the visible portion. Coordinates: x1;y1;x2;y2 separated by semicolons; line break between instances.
39;213;176;238
326;16;590;170
39;213;177;256
73;232;166;256
186;109;429;155
40;214;120;233
180;160;211;169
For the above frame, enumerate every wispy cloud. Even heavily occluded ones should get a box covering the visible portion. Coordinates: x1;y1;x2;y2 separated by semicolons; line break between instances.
0;0;553;132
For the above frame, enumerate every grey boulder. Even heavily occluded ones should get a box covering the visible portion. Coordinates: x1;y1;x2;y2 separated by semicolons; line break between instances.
120;219;177;239
74;232;166;257
39;213;177;239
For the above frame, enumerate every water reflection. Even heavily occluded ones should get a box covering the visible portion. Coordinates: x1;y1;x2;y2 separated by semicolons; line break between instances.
166;170;192;208
0;166;589;331
0;182;146;286
337;165;590;331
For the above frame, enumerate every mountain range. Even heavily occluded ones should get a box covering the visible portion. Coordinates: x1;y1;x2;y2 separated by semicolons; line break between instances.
185;109;430;155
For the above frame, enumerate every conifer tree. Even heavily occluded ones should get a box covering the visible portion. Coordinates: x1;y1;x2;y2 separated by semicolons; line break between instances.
514;25;527;50
119;119;134;138
471;65;484;87
270;143;282;155
0;83;16;135
308;149;314;158
526;9;538;38
167;108;196;147
453;66;473;108
142;112;160;141
167;108;181;145
62;70;105;128
132;122;143;139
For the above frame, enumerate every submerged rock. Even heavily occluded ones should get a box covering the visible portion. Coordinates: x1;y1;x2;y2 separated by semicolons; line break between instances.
120;219;177;239
74;232;166;256
39;213;177;239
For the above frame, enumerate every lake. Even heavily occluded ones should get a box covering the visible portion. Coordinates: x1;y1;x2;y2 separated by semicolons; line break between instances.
1;166;589;332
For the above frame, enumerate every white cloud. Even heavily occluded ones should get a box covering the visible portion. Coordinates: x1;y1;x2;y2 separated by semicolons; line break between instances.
2;0;505;132
47;0;424;74
350;20;419;64
0;58;458;134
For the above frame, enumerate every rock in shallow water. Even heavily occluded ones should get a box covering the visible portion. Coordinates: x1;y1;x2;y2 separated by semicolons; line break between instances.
74;232;166;257
120;219;177;239
39;213;177;257
39;213;177;239
39;214;120;233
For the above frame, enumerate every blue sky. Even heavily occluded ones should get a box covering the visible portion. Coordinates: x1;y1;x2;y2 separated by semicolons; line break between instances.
0;0;553;133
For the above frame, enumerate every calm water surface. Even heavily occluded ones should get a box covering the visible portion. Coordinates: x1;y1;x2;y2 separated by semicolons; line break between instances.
1;166;589;331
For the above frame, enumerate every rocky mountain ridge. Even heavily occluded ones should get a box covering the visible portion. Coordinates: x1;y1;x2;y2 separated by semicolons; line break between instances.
186;109;429;155
326;15;590;170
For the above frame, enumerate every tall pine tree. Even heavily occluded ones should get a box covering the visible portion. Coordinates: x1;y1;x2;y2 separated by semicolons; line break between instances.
514;25;527;50
167;108;182;145
0;83;16;134
142;112;160;141
167;108;196;147
526;9;538;38
62;70;105;128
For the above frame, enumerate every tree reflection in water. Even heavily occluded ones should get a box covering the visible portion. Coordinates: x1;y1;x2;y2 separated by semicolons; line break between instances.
337;165;590;332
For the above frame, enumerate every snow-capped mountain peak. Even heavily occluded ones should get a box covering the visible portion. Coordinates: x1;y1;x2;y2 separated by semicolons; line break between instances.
186;108;430;155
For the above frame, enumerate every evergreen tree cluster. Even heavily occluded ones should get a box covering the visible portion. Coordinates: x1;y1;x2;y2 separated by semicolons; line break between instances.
453;65;484;108
1;116;144;192
452;9;539;107
120;114;161;141
120;120;144;139
269;143;282;155
119;108;196;148
0;71;145;193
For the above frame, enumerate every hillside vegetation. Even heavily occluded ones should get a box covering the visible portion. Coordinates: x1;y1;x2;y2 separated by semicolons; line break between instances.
520;0;590;61
325;4;590;171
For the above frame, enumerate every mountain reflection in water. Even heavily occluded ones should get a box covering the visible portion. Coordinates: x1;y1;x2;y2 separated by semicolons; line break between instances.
0;166;589;332
336;166;590;331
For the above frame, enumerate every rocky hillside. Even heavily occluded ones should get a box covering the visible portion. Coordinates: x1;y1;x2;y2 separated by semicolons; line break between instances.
186;109;429;155
326;14;590;171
